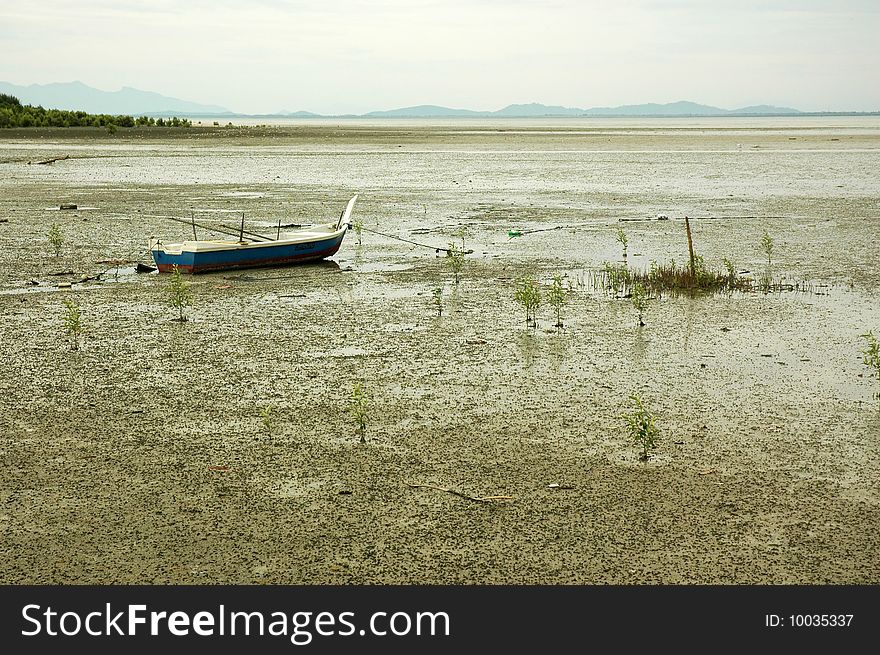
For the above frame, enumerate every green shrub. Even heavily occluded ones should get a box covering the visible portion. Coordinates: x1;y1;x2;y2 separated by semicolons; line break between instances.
622;394;660;462
166;264;191;321
547;275;567;328
48;223;63;258
514;276;541;326
616;227;628;259
62;299;83;350
631;282;647;327
348;382;369;443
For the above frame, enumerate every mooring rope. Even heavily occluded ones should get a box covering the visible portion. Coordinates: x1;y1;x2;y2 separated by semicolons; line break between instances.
357;226;471;254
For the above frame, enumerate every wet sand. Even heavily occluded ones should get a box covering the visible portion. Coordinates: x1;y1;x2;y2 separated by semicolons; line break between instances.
0;119;878;583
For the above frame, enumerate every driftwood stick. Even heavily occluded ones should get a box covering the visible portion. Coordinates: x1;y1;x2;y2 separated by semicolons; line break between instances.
406;482;513;503
32;155;70;165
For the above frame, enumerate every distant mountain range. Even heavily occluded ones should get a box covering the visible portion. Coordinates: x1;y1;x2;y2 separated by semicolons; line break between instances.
360;101;804;117
3;81;874;117
0;80;228;115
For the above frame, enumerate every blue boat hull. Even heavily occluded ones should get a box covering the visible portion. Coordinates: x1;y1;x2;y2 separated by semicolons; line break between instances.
152;232;345;274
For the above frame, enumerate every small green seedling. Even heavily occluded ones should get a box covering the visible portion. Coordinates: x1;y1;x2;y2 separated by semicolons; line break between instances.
432;287;443;317
166;263;191;322
62;299;82;350
514;276;541;327
348;382;369;444
721;257;736;282
760;230;774;267
353;218;364;245
547;274;567;329
48;223;63;258
446;242;465;284
631;282;648;327
622;394;660;462
260;405;275;437
616;227;628;259
862;331;880;380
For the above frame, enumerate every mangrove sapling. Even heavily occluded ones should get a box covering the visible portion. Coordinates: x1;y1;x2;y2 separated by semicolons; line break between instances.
622;394;660;462
514;276;541;327
446;242;465;284
348;382;369;443
62;299;82;351
616;227;628;260
432;286;444;317
547;274;567;329
759;230;775;292
862;331;880;381
353;218;364;245
631;282;648;327
48;222;63;258
261;405;275;438
722;257;736;284
166;264;191;322
760;230;774;267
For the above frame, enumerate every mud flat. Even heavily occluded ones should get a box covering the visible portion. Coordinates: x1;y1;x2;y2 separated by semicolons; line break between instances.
0;119;878;583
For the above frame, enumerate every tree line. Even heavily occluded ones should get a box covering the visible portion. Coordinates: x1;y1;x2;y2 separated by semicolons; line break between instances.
0;94;192;129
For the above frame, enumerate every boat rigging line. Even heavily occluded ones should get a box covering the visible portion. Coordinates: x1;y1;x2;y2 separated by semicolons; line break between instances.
149;213;275;242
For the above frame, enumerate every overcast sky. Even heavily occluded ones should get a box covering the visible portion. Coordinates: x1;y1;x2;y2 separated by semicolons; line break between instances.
1;0;878;114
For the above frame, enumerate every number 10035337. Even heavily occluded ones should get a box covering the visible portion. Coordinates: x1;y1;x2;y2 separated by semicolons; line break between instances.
789;614;853;627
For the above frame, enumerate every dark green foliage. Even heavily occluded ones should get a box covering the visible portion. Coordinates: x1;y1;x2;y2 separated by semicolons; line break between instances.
0;93;22;108
0;94;190;129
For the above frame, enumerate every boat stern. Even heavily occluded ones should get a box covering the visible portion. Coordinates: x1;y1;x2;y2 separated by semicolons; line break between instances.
150;239;196;273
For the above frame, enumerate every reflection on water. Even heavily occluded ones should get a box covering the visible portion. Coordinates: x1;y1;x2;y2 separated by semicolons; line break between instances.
548;331;569;368
631;329;648;362
516;330;539;368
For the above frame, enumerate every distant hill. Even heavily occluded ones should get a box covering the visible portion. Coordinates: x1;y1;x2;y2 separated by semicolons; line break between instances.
277;110;322;118
729;104;802;115
0;81;228;115
363;104;490;118
494;103;585;117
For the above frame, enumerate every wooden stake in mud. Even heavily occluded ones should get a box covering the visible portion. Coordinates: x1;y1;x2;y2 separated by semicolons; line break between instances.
191;212;197;240
239;212;245;243
277;218;281;240
406;482;513;503
684;215;696;278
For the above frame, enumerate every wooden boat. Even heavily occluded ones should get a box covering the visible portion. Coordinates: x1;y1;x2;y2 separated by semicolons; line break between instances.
150;195;357;273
